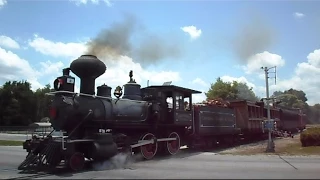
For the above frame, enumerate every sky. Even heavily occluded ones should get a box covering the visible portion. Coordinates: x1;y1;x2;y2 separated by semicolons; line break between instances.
0;0;320;105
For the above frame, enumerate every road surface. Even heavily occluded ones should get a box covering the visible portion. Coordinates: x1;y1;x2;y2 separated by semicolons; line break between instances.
0;146;320;179
0;133;29;141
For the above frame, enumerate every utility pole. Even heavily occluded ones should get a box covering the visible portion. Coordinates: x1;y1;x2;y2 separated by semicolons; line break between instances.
261;66;277;153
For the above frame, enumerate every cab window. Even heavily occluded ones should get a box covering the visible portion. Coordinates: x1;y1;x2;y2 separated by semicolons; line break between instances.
175;93;184;110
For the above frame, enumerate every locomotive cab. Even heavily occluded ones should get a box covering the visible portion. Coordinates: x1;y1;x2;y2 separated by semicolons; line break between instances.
141;85;201;126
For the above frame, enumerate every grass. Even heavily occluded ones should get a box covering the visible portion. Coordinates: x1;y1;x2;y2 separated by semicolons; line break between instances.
278;142;320;156
220;143;320;156
219;134;320;156
306;124;320;128
0;140;24;146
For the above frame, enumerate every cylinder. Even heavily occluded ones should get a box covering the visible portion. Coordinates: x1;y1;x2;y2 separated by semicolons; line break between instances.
97;84;112;97
122;83;142;100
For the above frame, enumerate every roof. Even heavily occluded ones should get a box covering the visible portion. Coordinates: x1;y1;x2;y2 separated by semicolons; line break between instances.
141;85;202;94
29;122;52;128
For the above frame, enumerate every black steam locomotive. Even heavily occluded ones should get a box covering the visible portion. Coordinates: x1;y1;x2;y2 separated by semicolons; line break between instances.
18;55;240;172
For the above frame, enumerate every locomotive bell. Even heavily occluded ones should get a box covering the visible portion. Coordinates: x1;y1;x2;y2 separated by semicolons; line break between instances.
70;55;106;95
97;84;112;97
122;70;142;100
114;86;123;98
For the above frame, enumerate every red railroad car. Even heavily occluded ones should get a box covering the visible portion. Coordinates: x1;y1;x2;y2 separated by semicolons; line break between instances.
229;100;266;139
262;106;281;129
279;108;302;133
298;112;307;131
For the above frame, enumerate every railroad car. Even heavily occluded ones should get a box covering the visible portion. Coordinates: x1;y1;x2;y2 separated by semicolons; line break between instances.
228;100;267;141
279;108;306;133
298;113;307;131
186;100;240;149
262;106;280;129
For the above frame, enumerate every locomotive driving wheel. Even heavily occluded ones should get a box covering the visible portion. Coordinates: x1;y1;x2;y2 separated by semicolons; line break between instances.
68;152;85;171
140;133;158;160
166;132;181;155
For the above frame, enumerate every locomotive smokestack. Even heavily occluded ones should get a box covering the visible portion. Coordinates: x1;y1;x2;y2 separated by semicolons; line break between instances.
70;55;106;95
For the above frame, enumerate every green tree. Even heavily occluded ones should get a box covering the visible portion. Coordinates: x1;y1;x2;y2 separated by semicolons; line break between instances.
236;82;260;101
34;84;54;121
205;77;259;101
284;88;308;102
271;89;308;110
205;77;238;100
0;80;56;126
306;104;320;124
0;81;36;126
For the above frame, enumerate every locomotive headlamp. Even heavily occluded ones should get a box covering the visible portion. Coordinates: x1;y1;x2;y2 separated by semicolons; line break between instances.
114;86;123;98
53;67;75;92
53;78;63;91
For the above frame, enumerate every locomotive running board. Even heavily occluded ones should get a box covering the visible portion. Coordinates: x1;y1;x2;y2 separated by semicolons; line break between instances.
130;137;177;149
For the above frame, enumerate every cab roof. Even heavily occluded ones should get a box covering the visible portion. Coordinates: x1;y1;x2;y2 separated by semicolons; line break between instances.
141;85;202;95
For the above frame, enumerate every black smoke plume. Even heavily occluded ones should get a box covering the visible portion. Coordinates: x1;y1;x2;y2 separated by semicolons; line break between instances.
85;14;182;67
232;9;277;63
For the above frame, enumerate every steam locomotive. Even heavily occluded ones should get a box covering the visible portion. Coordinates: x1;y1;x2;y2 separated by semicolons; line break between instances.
18;55;306;172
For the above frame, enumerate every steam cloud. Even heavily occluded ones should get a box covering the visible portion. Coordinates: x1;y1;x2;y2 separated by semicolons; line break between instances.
85;14;182;67
232;10;276;63
91;152;135;171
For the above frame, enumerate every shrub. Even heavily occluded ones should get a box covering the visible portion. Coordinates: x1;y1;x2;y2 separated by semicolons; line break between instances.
300;127;320;147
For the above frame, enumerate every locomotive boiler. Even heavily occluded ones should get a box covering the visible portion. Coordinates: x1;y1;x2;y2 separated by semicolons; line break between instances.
50;55;156;134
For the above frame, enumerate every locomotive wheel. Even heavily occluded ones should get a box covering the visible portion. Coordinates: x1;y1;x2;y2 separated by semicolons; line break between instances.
140;133;158;160
166;132;181;155
68;152;85;171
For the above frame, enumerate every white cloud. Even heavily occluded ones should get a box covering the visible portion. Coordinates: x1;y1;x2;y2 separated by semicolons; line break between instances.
293;12;305;19
70;0;112;6
40;60;64;76
28;34;87;59
0;0;7;8
180;26;202;40
95;55;181;90
305;49;320;68
191;78;208;87
243;51;285;75
267;49;320;105
0;35;70;91
0;35;20;49
0;47;42;90
192;90;206;103
220;75;256;89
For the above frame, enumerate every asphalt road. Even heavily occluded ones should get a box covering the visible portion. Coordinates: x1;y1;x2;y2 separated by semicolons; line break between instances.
0;146;26;169
1;146;320;179
0;133;29;141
